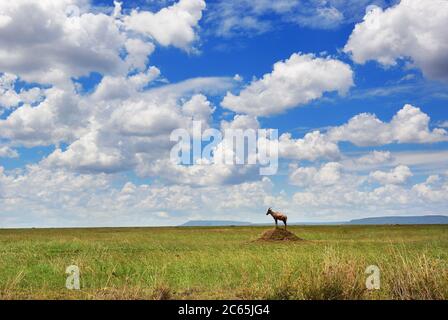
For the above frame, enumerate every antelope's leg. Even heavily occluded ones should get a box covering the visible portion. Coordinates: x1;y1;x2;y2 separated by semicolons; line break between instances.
284;219;287;230
275;219;278;228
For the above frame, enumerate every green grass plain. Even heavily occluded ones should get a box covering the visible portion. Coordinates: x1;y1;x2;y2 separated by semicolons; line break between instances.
0;225;447;299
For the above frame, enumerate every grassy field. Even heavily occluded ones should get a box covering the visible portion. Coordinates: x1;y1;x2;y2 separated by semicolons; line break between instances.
0;225;447;300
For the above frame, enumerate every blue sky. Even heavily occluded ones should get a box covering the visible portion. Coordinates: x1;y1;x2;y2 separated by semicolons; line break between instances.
0;0;447;227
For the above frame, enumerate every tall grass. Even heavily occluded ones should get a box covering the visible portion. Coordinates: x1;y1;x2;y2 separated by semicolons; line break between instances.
0;225;447;299
242;247;447;300
385;248;448;299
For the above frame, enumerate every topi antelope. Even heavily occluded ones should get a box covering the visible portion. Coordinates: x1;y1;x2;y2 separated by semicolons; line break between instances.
266;208;287;230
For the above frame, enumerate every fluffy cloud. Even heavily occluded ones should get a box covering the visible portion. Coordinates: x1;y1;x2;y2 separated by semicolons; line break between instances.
0;73;20;108
0;0;206;85
42;92;214;173
124;39;156;72
0;0;126;85
221;115;260;131
290;164;448;220
0;164;113;227
110;102;188;138
135;157;258;187
124;0;206;50
356;150;393;165
0;73;43;111
0;0;214;153
370;165;413;184
279;131;340;161
0;164;275;227
181;94;215;123
2;73;236;179
39;87;261;188
0;146;18;158
0;86;86;147
44;131;129;173
344;0;448;81
289;162;343;187
221;53;353;116
1;160;447;227
412;174;448;202
328;104;448;146
91;67;161;102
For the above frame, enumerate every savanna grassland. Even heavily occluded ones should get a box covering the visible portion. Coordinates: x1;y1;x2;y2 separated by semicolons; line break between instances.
0;225;447;300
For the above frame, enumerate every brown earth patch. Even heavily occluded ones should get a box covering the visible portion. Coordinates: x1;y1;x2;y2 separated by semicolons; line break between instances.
258;228;303;241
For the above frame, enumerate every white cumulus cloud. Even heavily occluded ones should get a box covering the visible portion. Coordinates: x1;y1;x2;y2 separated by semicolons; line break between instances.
0;146;18;158
0;0;126;86
289;162;343;187
221;53;353;116
124;0;206;50
370;165;413;184
279;131;340;161
344;0;448;81
328;104;448;146
356;150;393;165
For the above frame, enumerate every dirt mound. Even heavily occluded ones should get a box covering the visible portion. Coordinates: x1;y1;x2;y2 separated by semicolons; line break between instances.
258;228;303;241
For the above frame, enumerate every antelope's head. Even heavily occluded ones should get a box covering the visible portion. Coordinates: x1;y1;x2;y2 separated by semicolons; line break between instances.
266;207;272;216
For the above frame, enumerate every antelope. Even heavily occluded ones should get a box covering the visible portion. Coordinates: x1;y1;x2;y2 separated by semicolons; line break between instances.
266;208;287;230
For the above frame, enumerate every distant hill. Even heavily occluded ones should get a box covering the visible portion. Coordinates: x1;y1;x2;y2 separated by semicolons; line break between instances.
180;220;252;227
347;215;448;225
180;215;448;227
